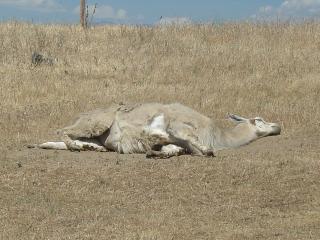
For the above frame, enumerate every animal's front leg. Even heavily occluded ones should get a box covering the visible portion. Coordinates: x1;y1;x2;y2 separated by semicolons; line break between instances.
167;130;215;157
166;122;215;157
186;139;215;157
146;144;185;159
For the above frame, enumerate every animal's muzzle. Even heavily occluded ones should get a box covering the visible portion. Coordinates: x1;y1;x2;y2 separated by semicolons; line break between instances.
270;124;281;136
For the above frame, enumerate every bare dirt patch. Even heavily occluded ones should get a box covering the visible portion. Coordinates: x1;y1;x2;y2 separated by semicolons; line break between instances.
1;133;320;240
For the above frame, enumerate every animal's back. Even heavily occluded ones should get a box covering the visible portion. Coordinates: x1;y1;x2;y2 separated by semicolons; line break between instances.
116;102;212;128
164;103;212;127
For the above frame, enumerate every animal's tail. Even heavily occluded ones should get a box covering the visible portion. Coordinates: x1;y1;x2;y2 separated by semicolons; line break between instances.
27;142;68;150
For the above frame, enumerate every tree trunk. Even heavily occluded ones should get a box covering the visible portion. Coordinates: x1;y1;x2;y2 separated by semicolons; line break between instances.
80;0;86;28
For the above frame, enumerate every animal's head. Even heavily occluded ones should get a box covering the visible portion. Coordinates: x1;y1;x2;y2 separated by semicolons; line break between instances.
228;114;281;137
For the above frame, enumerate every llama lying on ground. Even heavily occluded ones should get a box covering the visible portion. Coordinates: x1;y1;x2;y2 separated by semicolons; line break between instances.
29;103;281;158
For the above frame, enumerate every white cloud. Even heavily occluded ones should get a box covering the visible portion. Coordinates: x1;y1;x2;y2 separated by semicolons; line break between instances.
156;17;192;26
255;0;320;20
73;4;127;20
279;0;320;15
281;0;320;9
0;0;65;12
258;5;273;14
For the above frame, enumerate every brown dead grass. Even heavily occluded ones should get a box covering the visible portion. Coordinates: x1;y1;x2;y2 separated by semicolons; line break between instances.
1;21;320;146
0;21;320;239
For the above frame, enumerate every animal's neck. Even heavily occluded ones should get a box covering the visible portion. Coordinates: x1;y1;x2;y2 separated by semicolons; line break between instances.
213;124;257;151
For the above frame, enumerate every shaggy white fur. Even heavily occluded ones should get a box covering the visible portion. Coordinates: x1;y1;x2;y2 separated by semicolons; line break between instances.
30;103;281;158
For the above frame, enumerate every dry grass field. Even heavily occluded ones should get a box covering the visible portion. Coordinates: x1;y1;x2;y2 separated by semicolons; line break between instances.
0;21;320;239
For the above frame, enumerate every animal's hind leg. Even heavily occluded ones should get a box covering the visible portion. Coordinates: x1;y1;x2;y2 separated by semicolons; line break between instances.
30;139;106;152
56;119;106;152
28;142;68;150
68;139;107;152
56;106;119;151
58;127;107;152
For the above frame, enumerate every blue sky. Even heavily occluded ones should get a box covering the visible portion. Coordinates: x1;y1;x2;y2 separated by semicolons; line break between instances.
0;0;320;24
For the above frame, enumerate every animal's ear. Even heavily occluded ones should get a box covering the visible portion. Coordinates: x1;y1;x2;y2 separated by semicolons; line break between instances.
228;114;248;123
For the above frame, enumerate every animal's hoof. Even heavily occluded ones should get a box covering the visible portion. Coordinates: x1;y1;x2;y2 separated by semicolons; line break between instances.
26;144;37;149
146;150;171;159
69;143;81;152
146;150;156;158
70;147;81;152
99;148;108;152
204;150;215;157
